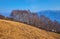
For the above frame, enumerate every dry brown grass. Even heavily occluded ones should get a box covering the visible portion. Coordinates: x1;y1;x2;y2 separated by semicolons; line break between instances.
0;19;60;39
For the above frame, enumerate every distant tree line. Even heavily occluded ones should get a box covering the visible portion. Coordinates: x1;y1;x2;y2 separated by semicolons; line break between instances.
0;14;13;21
0;15;5;19
0;10;60;33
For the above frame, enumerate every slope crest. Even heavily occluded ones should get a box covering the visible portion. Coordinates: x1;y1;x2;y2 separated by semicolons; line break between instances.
0;19;60;39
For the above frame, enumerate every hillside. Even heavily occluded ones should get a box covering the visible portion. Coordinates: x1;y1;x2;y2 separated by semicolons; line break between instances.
0;19;60;39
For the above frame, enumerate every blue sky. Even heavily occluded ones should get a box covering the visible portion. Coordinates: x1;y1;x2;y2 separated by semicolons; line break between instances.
0;0;60;22
0;0;60;12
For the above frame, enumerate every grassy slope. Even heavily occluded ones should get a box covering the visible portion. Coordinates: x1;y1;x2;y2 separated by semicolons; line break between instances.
0;19;60;39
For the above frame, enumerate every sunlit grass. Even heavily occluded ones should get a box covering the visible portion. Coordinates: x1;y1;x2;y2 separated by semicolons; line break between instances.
0;19;60;39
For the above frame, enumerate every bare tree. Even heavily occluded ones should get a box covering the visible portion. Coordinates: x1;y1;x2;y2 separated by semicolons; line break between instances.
10;10;60;33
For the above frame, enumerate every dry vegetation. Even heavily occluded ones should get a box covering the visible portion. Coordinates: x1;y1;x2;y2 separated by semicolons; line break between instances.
0;19;60;39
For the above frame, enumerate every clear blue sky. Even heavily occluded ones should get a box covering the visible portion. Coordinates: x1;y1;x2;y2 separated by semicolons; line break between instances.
0;0;60;22
0;0;60;12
